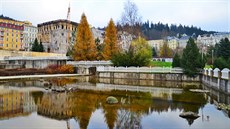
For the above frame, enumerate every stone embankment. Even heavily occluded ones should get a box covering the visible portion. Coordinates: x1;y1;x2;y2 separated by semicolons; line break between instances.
96;66;201;82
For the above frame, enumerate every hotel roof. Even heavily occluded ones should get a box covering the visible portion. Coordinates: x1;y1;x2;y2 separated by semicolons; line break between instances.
37;19;78;27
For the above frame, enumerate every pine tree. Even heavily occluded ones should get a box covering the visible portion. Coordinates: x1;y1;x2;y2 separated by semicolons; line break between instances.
152;47;157;57
160;42;172;58
172;52;180;67
73;13;97;61
31;38;39;52
39;42;44;52
216;38;230;60
103;19;118;60
181;38;204;77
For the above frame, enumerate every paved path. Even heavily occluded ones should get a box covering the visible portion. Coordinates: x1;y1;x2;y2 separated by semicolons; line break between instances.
0;74;87;80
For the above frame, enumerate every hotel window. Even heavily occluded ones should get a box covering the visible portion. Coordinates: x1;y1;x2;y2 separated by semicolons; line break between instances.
12;44;13;47
6;44;8;47
16;45;17;48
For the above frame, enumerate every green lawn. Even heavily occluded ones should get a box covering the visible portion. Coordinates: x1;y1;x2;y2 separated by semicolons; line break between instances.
149;61;172;67
204;64;213;69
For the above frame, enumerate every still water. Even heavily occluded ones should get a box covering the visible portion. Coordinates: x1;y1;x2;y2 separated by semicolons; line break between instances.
0;76;229;129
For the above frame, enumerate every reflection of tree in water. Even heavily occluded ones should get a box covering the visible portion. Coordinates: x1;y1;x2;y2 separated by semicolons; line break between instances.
49;77;77;86
185;117;197;126
36;90;151;129
172;91;207;113
116;109;142;129
35;89;207;128
103;104;119;129
172;91;207;126
70;90;98;129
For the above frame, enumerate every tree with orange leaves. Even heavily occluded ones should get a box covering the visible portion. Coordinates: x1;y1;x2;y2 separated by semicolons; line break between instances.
103;19;119;60
73;13;97;61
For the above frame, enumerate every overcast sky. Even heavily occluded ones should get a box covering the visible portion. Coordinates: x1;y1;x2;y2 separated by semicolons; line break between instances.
0;0;229;32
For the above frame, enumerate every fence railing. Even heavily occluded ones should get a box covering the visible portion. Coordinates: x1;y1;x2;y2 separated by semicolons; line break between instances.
67;61;112;66
203;68;230;80
97;66;183;73
1;56;69;60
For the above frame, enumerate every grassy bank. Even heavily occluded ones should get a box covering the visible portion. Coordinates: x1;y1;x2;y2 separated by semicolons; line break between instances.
149;61;172;67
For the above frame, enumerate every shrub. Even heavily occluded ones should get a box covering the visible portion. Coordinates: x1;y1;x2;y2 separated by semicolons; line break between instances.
46;64;60;74
59;65;74;73
111;37;152;67
45;64;74;74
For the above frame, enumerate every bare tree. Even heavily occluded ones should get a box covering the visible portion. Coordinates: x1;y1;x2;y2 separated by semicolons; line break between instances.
120;0;142;37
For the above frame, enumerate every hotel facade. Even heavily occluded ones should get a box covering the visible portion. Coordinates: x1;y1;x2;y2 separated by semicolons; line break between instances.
0;15;24;50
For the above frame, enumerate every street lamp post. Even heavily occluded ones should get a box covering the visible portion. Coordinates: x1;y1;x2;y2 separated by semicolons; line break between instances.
212;50;214;65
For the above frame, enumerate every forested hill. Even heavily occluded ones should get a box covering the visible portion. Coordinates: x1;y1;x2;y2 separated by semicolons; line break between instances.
142;21;216;40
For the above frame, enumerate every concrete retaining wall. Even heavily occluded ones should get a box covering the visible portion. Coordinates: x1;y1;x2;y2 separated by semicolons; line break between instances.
0;57;67;69
0;50;65;57
97;72;201;82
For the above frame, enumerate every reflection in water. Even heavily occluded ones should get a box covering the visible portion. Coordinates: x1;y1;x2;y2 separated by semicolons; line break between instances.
0;77;230;129
35;88;208;128
0;86;36;120
37;90;151;129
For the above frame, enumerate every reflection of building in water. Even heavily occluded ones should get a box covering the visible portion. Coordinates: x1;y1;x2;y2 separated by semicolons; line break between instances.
23;92;37;113
37;92;73;120
0;90;24;119
0;87;36;119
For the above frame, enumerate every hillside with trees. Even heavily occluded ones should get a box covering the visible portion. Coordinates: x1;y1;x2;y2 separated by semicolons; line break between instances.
141;21;215;40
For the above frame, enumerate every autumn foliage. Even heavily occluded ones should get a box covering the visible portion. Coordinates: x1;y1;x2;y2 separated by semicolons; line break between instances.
73;13;97;61
46;64;74;74
103;19;119;60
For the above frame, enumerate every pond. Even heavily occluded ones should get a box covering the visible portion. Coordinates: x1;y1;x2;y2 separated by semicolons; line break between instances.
0;76;230;129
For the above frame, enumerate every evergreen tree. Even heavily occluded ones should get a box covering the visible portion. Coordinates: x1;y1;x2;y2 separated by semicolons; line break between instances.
172;53;180;67
181;38;205;77
216;38;230;60
73;13;97;61
38;42;44;52
103;19;118;60
31;38;39;52
213;57;230;70
152;47;157;57
213;38;230;69
160;42;172;58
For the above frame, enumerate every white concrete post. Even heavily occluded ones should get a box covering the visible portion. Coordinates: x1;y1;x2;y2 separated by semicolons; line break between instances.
217;70;222;89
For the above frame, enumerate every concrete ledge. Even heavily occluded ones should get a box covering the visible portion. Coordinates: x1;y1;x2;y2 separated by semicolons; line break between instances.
0;74;88;80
